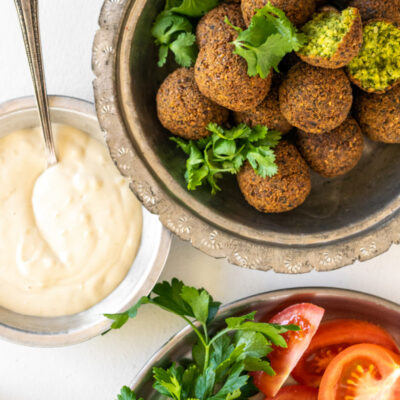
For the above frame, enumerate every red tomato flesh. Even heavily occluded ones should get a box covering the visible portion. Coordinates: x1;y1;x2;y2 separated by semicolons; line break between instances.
265;385;318;400
292;319;400;387
318;343;400;400
252;303;325;398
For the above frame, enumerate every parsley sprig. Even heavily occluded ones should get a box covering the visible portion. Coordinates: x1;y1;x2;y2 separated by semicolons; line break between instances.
171;123;281;194
226;3;306;78
106;279;299;400
152;0;219;67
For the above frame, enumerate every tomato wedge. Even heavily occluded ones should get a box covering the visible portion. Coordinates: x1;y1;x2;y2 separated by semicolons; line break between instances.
318;343;400;400
265;385;318;400
252;303;325;398
292;319;400;387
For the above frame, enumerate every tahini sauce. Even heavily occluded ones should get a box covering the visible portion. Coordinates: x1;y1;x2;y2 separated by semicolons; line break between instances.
0;125;142;316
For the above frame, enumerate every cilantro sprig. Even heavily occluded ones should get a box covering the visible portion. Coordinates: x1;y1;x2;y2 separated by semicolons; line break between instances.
165;0;219;18
152;0;219;67
171;123;281;194
106;279;299;400
226;3;306;78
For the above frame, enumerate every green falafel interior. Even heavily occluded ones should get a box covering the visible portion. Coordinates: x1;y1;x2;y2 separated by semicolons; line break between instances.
226;3;306;78
171;123;281;194
348;21;400;92
299;7;357;59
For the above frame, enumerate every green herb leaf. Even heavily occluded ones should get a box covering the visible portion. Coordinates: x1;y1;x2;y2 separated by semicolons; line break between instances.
181;286;211;325
172;123;281;194
170;32;198;67
195;366;216;399
151;12;197;67
226;315;299;348
107;279;301;400
166;0;219;17
103;296;150;333
208;362;248;400
153;364;183;400
228;3;306;78
116;386;143;400
243;358;275;375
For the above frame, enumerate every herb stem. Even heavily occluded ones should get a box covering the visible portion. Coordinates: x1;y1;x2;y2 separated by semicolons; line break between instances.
182;316;208;348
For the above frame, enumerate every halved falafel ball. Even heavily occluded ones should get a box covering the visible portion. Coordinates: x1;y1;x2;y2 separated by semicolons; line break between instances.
234;84;292;134
196;3;245;48
347;20;400;93
279;62;353;134
349;0;400;24
241;0;316;26
237;141;311;213
195;42;272;112
354;85;400;143
297;7;363;69
297;117;364;178
157;68;229;140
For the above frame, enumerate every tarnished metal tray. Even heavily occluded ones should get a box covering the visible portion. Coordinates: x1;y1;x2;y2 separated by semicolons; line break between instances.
92;0;400;272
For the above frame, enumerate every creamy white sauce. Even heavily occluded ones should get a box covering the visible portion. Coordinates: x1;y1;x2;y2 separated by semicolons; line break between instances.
0;124;142;316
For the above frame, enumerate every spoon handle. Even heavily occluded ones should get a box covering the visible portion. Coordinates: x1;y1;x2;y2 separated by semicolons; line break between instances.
14;0;57;166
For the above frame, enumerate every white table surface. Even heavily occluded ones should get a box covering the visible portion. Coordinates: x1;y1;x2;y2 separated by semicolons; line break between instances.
0;1;399;399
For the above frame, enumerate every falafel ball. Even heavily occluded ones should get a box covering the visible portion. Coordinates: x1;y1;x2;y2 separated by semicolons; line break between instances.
237;141;311;213
349;0;400;24
241;0;316;26
354;85;400;143
279;62;353;134
297;7;363;69
234;84;292;134
195;42;272;112
156;68;229;140
297;117;364;178
196;3;245;48
347;20;400;93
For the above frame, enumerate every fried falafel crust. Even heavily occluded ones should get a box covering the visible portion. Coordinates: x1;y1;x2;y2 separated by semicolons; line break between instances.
297;116;364;177
237;141;311;213
196;3;245;48
234;84;292;134
157;68;229;140
195;42;272;112
241;0;316;26
354;85;400;143
279;63;352;134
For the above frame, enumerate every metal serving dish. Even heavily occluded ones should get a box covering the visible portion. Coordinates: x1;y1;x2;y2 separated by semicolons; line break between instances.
0;96;171;347
93;0;400;273
130;288;400;397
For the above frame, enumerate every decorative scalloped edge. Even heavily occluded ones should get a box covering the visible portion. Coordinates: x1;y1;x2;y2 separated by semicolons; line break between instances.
92;0;400;273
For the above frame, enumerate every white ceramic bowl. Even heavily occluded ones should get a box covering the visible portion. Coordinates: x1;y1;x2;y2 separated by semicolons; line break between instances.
0;96;171;347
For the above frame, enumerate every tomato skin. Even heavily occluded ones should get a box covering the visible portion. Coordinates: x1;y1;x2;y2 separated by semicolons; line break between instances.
265;385;318;400
292;319;400;387
318;343;400;400
253;303;325;398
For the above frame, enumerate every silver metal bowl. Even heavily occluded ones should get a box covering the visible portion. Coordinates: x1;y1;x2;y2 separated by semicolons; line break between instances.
93;0;400;273
129;288;400;397
0;96;171;347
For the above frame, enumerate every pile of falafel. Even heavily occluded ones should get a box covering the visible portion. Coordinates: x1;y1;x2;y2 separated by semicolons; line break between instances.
156;0;400;213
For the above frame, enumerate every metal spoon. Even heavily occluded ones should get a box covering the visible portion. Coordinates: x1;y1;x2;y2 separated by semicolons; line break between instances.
14;0;57;166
